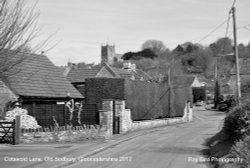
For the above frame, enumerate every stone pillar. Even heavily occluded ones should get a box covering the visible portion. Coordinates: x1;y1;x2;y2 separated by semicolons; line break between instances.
102;99;113;112
99;100;113;139
119;101;132;134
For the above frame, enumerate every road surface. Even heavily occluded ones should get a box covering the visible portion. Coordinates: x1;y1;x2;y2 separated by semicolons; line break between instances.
0;106;225;168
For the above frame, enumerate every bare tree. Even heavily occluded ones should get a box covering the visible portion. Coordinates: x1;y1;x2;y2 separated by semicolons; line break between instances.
142;40;167;55
0;0;40;77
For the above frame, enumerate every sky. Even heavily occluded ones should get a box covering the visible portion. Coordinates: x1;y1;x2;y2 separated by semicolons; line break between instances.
26;0;250;66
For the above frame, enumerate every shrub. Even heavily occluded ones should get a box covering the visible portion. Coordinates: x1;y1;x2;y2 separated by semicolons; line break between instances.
229;135;250;168
222;101;250;142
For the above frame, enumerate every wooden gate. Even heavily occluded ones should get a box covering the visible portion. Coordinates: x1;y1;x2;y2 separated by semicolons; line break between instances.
0;120;16;144
0;116;20;145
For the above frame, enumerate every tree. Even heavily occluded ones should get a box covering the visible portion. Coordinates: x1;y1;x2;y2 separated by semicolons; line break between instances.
209;37;233;55
238;43;250;58
209;37;234;78
142;40;167;56
122;49;158;60
0;0;39;77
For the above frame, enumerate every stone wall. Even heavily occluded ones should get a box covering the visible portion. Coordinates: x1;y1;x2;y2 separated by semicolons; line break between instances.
21;126;103;143
117;100;193;134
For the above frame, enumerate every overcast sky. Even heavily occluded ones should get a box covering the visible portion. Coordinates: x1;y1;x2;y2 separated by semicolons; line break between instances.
27;0;250;66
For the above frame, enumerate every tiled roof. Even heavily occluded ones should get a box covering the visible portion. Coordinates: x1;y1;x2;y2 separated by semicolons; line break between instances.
171;76;195;87
67;67;101;83
109;66;152;81
2;53;83;99
111;67;132;79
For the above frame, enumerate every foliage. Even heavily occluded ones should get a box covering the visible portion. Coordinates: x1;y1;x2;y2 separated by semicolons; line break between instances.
209;37;233;56
122;37;250;84
214;80;221;108
193;87;206;102
170;41;215;76
229;136;250;168
238;42;250;58
3;107;41;129
122;49;158;60
222;101;250;142
131;58;156;71
141;40;167;57
241;81;250;94
209;37;235;78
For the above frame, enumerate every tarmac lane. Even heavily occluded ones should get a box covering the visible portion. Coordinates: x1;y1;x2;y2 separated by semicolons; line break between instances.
0;106;225;168
62;107;225;168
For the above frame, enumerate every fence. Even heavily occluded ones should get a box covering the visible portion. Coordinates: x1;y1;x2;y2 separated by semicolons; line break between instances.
23;104;67;127
72;104;99;125
22;103;99;127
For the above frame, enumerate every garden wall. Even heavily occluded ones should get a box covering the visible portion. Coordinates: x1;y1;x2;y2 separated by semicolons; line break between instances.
109;100;193;134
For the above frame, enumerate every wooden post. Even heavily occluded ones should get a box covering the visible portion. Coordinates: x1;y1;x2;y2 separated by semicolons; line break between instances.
14;115;21;145
32;102;36;116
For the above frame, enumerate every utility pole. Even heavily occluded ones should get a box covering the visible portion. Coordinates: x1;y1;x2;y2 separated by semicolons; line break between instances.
214;59;220;109
231;6;241;105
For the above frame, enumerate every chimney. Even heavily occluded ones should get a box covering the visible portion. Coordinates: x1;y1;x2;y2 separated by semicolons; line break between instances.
123;62;131;70
131;63;136;71
123;62;136;71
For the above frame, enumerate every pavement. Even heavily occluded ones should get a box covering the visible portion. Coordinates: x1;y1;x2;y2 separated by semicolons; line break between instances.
0;106;225;168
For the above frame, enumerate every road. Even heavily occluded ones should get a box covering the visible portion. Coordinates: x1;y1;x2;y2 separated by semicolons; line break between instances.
0;106;225;168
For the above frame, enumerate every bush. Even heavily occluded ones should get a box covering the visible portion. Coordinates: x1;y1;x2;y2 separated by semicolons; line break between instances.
229;136;250;168
222;101;250;142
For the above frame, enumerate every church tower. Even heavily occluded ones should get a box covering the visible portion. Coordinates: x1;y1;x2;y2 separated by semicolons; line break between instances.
101;44;116;66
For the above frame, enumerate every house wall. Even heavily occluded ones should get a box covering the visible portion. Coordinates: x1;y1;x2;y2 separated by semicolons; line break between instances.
96;67;116;78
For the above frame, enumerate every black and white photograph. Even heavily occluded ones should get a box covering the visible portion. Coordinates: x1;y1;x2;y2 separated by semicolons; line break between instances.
0;0;250;167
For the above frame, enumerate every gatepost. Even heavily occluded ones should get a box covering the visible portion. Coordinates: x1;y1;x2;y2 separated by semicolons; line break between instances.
14;115;21;145
99;99;113;139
